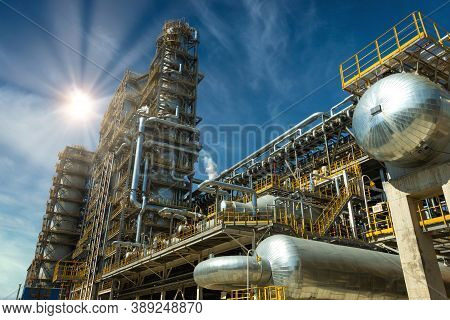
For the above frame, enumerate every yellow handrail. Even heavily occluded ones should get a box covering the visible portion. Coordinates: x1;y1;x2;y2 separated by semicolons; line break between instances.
339;11;448;91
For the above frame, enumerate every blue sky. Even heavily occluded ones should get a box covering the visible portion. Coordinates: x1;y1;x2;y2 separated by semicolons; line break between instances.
0;0;448;298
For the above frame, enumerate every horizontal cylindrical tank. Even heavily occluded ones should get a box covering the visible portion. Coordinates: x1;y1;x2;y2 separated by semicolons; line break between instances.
194;235;450;299
352;73;450;168
220;195;321;219
193;256;271;291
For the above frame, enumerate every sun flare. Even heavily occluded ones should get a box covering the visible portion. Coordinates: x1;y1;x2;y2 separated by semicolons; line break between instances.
66;90;93;120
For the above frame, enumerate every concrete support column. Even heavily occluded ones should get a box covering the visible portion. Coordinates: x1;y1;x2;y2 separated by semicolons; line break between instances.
442;181;450;207
196;286;203;300
383;182;447;299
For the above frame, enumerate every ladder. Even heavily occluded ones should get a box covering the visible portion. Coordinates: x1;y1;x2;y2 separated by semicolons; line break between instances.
81;153;114;299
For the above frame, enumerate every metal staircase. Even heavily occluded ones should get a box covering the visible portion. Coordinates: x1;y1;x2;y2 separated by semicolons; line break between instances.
314;180;361;236
81;153;114;299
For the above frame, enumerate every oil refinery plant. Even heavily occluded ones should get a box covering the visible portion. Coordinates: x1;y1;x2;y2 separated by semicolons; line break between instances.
24;12;450;300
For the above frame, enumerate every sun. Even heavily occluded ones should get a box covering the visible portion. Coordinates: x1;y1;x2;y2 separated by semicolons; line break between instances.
66;89;94;120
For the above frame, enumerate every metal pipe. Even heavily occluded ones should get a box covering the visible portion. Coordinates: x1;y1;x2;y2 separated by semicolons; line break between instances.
158;207;204;220
247;249;254;295
136;156;150;243
361;175;371;229
199;187;229;197
194;255;272;291
330;95;355;115
198;180;255;195
216;112;326;179
115;137;131;155
130;117;145;208
194;235;450;299
198;180;257;213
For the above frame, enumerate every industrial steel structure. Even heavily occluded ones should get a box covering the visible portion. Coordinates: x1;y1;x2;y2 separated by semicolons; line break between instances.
25;146;94;299
25;12;450;300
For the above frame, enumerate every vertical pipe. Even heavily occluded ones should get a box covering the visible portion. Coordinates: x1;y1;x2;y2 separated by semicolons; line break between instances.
130;117;145;207
15;283;22;300
343;171;357;238
136;157;149;243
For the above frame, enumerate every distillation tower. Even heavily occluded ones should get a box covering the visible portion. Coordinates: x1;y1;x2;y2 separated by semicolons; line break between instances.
67;20;202;300
25;146;93;298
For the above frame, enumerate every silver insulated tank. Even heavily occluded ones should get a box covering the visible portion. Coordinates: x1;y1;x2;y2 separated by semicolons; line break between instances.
352;73;450;168
194;235;450;299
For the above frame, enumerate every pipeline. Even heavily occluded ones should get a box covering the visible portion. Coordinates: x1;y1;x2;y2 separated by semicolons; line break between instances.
158;207;204;220
130;115;199;243
216;112;325;179
135;156;149;243
130;117;145;209
198;180;257;213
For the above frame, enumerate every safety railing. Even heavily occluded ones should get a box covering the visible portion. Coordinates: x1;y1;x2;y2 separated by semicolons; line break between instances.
102;208;299;275
104;245;116;258
253;174;290;194
58;150;93;164
364;202;394;241
52;261;85;282
314;180;361;236
365;195;449;241
340;11;449;91
229;286;286;300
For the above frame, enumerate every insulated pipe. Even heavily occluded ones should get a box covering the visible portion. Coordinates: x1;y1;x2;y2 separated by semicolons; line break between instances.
218;112;327;180
136;156;150;243
330;95;355;115
130;117;145;208
198;180;257;213
199;187;229;197
158;207;204;220
194;235;450;299
115;137;131;155
158;210;187;221
194;255;272;291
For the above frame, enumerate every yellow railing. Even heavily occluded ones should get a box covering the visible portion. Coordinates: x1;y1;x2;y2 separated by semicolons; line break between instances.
102;209;299;275
314;180;361;236
52;261;85;282
229;286;286;300
339;11;449;91
105;245;116;257
365;202;394;240
254;174;290;194
365;196;449;241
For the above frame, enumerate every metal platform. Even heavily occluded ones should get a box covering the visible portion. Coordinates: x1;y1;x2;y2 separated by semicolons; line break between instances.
340;11;449;96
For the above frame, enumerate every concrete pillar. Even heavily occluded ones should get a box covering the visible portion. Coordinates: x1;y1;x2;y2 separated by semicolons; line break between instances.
442;181;450;207
383;182;447;299
196;286;203;300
